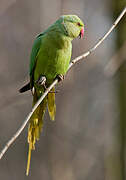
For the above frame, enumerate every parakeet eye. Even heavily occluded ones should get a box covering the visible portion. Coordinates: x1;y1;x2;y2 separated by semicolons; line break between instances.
77;22;81;26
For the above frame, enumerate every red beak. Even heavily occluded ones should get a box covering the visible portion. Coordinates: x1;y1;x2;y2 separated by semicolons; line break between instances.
79;27;84;39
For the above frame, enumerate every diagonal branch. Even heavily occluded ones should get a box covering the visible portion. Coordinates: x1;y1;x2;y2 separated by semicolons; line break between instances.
0;6;126;160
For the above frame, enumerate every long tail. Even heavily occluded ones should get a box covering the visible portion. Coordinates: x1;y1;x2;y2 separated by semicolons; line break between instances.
47;87;56;121
26;87;56;175
19;82;31;93
26;90;47;175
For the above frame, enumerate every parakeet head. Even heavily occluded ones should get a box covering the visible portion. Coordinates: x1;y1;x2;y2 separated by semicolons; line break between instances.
60;15;84;39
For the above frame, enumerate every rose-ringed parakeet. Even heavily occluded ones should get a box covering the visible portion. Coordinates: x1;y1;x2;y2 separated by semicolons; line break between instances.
19;15;84;175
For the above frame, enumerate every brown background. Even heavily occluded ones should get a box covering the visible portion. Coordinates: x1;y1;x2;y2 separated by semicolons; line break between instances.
0;0;126;179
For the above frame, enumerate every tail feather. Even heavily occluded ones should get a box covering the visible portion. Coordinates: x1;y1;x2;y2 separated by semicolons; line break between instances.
26;90;47;176
47;87;56;121
26;87;56;175
19;82;31;93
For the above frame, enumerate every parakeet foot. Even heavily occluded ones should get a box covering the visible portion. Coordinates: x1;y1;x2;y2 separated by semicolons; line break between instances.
56;74;65;82
36;76;58;93
36;75;47;90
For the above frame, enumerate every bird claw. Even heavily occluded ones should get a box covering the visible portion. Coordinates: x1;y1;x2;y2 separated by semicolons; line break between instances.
56;74;65;82
35;76;47;90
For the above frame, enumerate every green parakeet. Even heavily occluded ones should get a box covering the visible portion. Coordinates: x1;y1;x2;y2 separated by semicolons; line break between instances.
19;15;84;175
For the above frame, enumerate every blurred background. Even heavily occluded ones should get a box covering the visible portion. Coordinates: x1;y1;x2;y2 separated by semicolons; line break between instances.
0;0;126;179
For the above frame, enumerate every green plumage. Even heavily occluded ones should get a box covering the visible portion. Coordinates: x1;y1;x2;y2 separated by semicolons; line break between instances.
20;15;84;175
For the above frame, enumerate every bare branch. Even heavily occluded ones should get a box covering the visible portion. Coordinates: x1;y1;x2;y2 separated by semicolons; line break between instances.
0;6;126;160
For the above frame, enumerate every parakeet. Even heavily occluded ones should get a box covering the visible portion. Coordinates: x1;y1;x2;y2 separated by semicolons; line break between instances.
19;15;84;175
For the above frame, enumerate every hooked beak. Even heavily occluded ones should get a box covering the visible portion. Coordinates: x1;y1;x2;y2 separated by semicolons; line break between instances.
79;27;84;39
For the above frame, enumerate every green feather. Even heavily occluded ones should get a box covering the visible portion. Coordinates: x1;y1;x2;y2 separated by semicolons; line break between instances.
47;87;56;121
29;34;43;76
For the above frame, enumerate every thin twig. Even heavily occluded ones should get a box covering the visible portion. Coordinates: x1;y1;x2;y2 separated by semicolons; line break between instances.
0;6;126;160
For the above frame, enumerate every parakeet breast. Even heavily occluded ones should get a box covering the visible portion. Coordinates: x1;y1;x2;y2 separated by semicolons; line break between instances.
34;32;72;84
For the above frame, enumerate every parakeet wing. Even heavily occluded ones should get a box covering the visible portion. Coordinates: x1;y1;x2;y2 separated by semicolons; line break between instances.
29;33;43;77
